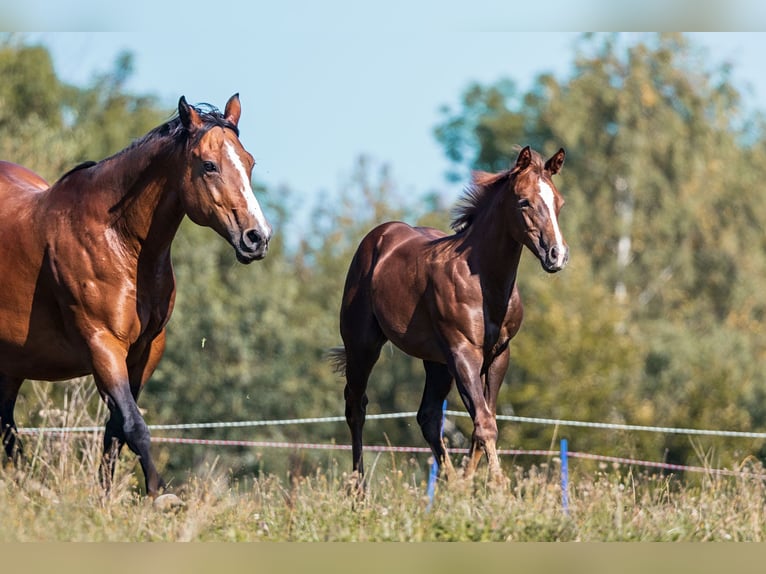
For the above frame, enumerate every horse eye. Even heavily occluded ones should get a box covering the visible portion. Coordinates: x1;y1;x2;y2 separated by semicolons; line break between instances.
518;198;530;208
203;161;218;173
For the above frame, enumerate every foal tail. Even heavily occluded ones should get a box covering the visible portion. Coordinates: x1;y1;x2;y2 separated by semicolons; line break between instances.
325;346;347;375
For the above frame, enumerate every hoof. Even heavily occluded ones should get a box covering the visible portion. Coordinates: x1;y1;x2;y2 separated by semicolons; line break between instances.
153;493;184;511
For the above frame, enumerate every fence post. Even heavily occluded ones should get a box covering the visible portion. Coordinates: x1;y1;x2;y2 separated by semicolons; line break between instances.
426;399;448;510
560;438;569;516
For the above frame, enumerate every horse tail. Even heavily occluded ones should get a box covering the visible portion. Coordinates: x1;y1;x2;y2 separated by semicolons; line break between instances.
326;346;347;375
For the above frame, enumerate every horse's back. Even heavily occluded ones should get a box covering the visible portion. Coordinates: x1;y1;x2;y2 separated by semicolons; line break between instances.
345;221;444;283
358;221;445;258
0;161;49;195
341;221;453;361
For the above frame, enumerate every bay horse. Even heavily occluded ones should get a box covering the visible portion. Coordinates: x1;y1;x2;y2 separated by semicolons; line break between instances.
0;94;272;497
330;146;568;484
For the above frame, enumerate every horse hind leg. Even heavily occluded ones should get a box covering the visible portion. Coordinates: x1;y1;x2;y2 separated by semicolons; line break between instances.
417;361;456;480
340;328;386;483
0;375;24;465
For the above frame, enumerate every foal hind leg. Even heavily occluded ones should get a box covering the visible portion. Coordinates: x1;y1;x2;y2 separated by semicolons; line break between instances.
0;375;24;464
417;361;456;480
342;324;386;481
344;347;383;479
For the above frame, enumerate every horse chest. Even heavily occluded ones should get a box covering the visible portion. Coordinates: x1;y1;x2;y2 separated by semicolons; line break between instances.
134;277;175;335
483;290;523;356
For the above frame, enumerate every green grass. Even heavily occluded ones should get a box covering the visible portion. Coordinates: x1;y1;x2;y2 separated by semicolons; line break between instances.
2;434;766;541
3;382;766;541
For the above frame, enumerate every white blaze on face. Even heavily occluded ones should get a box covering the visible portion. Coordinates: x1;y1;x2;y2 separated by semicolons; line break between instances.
224;140;271;237
537;178;566;266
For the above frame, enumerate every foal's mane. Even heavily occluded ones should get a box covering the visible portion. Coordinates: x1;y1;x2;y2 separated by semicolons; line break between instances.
450;149;546;232
55;103;239;184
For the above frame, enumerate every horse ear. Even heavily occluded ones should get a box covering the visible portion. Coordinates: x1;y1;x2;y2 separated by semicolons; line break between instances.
512;146;532;173
178;96;203;130
224;93;242;127
545;148;566;175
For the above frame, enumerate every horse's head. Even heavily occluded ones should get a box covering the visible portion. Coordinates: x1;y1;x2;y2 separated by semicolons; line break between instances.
509;146;568;273
178;94;272;263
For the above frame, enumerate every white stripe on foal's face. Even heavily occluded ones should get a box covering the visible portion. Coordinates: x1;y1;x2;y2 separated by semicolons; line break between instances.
224;140;271;237
537;178;566;268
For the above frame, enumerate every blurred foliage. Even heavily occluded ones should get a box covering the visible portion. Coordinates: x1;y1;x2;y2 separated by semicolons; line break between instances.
0;35;165;180
3;32;766;482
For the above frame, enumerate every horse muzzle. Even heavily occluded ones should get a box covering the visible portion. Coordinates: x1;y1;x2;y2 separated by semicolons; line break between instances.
541;243;569;273
236;227;271;263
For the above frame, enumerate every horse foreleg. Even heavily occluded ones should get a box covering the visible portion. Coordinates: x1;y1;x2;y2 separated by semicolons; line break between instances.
100;401;126;492
449;348;499;481
91;335;164;498
0;375;24;464
483;349;510;484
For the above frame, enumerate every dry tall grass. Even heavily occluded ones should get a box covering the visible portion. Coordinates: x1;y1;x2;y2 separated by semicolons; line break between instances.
2;380;766;541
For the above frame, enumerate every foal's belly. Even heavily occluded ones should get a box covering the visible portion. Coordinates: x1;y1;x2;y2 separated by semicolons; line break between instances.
382;324;446;364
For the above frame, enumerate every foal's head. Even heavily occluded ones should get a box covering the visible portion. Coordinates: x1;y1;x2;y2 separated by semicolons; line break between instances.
508;146;568;272
452;146;568;273
178;94;272;263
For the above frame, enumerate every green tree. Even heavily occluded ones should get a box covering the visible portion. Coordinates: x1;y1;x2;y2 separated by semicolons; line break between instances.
0;34;165;180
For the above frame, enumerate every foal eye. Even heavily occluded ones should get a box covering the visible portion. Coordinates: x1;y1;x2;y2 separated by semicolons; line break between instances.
202;161;218;173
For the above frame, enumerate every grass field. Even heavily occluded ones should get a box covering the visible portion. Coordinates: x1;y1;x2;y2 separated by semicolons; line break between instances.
2;430;766;541
3;381;766;542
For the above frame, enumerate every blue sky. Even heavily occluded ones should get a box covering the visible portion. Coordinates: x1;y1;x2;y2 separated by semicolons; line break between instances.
20;29;766;227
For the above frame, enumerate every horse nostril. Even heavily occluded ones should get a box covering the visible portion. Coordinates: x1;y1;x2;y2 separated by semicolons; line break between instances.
548;245;559;262
242;229;269;251
244;229;263;249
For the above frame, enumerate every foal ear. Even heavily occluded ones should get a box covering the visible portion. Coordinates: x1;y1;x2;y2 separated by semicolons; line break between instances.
224;93;242;127
178;96;203;130
545;148;566;175
512;146;532;173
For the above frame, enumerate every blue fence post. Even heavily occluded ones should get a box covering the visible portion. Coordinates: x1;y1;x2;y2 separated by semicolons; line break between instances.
560;438;569;516
426;399;448;510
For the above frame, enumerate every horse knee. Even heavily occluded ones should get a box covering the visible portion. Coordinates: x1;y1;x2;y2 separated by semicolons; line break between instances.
472;418;498;446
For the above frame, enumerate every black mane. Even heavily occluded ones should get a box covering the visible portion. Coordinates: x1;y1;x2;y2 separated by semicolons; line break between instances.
56;102;238;184
128;102;239;152
58;160;98;181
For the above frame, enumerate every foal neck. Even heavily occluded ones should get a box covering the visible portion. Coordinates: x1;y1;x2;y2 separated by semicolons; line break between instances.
455;192;525;303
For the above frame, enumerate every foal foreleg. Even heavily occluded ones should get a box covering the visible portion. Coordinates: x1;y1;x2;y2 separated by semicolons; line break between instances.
482;350;510;482
449;349;499;481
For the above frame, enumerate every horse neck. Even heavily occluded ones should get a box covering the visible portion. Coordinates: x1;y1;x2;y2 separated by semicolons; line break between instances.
103;143;186;258
459;209;524;301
